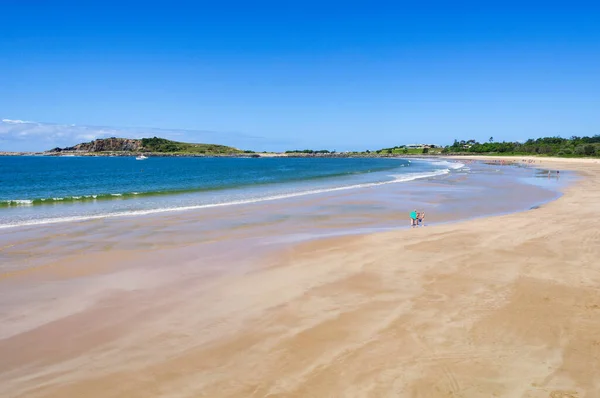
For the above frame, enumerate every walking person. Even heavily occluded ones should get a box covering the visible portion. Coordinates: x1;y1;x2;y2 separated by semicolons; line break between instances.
410;209;418;227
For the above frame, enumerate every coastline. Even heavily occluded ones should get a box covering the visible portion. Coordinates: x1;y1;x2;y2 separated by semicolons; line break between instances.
1;156;599;397
0;151;412;158
0;157;561;232
2;148;600;165
0;157;444;226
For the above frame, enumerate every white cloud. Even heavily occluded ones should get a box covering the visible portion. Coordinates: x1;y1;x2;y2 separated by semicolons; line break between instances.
1;118;34;124
0;118;291;152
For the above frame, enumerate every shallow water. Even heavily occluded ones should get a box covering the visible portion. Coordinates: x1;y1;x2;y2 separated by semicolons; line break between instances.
0;159;572;273
1;156;453;227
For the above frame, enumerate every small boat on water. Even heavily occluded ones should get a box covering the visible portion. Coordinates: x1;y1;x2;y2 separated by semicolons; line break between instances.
135;155;148;160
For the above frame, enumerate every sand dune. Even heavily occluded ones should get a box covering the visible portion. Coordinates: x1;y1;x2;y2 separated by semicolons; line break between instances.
1;157;599;397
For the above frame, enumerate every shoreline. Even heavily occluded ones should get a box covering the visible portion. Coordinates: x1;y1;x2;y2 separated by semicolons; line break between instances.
254;156;581;249
3;150;600;159
1;156;599;397
0;157;559;230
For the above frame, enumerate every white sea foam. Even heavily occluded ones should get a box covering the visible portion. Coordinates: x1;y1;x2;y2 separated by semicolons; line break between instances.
1;199;34;206
0;168;453;229
424;159;465;170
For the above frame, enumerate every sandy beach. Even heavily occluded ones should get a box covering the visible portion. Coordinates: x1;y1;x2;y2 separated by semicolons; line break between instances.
1;156;599;397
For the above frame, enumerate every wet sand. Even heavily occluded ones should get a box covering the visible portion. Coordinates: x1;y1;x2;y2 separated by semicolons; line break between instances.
1;157;599;397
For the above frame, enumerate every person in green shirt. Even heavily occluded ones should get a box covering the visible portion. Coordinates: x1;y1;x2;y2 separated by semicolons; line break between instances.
409;210;418;227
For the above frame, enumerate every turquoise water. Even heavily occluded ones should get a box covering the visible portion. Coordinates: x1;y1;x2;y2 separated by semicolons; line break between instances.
0;156;456;227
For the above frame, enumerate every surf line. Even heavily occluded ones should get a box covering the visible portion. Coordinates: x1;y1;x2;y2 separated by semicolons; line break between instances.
0;168;454;230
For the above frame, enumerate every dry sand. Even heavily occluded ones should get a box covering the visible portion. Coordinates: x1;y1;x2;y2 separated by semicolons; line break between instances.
1;156;600;397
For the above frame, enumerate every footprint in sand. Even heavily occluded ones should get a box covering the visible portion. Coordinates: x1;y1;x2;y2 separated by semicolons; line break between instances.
421;292;446;302
550;391;578;398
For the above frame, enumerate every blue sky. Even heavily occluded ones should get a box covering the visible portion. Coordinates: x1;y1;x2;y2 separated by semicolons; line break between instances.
1;1;599;152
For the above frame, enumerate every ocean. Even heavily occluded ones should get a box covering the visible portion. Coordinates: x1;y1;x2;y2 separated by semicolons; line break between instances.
0;156;460;228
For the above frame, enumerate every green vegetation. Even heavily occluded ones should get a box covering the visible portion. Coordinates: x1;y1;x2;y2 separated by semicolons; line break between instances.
285;149;335;154
140;137;241;154
50;134;600;158
375;145;442;155
283;145;443;156
442;135;600;157
285;136;600;158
